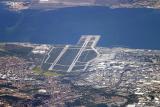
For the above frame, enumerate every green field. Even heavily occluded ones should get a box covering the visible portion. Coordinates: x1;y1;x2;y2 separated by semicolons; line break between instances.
32;66;62;77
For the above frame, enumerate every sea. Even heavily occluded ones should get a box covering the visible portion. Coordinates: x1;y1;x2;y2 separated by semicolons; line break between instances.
0;5;160;49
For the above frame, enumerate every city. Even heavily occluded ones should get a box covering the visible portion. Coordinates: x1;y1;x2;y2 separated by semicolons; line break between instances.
1;0;160;106
1;0;160;11
0;36;160;106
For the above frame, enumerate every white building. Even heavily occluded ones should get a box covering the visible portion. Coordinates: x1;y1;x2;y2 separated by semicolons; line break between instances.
32;45;50;54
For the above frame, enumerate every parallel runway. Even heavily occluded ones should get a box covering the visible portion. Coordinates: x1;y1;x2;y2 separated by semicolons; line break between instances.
41;35;100;72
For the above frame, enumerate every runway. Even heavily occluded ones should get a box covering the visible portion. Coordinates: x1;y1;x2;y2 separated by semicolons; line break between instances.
41;35;100;72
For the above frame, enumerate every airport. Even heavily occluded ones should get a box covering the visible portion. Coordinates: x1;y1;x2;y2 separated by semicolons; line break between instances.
41;35;100;72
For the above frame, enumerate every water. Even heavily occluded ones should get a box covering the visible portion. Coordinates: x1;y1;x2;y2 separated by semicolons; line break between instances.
0;6;160;49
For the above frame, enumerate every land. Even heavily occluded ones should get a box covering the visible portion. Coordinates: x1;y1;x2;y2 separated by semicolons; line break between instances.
0;41;160;107
1;0;160;11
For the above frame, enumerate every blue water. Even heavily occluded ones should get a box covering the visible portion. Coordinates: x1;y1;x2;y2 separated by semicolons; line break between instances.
0;6;160;49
